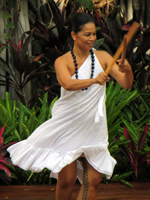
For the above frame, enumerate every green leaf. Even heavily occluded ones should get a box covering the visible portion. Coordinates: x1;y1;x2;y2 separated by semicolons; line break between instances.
0;97;6;107
4;136;17;144
115;138;131;146
19;104;25;136
0;57;15;76
111;174;119;181
123;106;132;121
93;38;105;50
140;95;150;110
122;119;138;141
116;13;123;29
27;112;36;133
0;105;11;125
2;12;10;19
106;81;114;102
119;179;133;188
106;82;121;108
108;123;120;143
17;103;38;121
35;110;47;127
21;123;30;139
130;102;141;120
14;130;21;141
5;92;13;121
7;0;15;8
78;0;94;11
21;28;35;59
6;21;15;29
3;122;17;138
40;92;48;118
107;111;120;127
48;96;58;119
107;100;116;120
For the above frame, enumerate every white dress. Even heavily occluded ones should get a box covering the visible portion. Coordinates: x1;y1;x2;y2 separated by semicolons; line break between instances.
7;51;116;183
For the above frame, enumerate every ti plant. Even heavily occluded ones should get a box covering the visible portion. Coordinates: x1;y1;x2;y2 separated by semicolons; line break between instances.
106;81;138;155
0;92;58;142
116;124;150;181
0;125;15;184
0;29;51;108
93;5;150;91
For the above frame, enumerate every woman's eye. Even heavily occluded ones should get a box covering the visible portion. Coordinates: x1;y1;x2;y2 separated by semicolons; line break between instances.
84;33;96;37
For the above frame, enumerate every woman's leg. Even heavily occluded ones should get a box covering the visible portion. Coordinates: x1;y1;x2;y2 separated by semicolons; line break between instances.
56;161;77;200
77;158;102;200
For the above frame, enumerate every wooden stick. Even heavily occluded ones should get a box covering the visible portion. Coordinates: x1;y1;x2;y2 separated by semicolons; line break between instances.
121;35;127;63
105;22;140;75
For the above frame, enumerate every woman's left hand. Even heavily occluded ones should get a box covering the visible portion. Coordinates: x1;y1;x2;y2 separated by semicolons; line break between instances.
117;59;132;73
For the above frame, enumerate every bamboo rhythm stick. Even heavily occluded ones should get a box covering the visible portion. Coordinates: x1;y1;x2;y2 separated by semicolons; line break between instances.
121;35;127;63
105;22;140;75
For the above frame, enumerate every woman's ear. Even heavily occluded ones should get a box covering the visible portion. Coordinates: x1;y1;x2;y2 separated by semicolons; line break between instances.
71;31;76;41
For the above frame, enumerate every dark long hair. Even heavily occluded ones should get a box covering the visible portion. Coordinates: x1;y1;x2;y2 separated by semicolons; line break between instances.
67;12;95;45
69;12;95;34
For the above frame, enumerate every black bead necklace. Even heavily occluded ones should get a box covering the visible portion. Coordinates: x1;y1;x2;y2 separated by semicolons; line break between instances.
70;47;95;91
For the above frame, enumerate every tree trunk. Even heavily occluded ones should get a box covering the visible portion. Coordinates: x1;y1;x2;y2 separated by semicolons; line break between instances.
53;0;64;12
0;0;7;99
126;0;133;22
145;0;150;27
132;0;141;21
9;0;32;104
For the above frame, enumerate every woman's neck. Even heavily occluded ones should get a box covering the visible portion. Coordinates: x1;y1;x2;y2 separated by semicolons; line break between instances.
73;45;90;59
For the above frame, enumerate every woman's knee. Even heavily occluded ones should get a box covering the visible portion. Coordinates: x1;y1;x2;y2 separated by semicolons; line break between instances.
58;177;76;188
57;161;77;188
88;173;102;188
58;174;76;188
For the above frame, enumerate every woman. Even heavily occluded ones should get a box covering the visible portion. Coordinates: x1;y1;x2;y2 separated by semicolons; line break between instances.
8;13;133;200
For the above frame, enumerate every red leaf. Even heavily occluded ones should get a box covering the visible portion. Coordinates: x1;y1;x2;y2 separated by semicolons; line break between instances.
0;44;6;47
61;5;65;25
1;142;16;151
94;10;105;32
138;124;148;151
0;125;5;137
0;157;8;164
0;137;3;148
0;163;11;177
7;39;18;51
123;126;136;156
0;125;5;147
17;39;22;59
146;159;150;164
34;22;48;37
33;54;43;62
121;24;131;31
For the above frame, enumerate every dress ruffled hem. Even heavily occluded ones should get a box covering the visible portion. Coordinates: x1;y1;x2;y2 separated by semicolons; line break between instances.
7;140;116;183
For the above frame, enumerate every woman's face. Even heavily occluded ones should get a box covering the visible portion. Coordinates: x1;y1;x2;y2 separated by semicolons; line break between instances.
73;22;97;51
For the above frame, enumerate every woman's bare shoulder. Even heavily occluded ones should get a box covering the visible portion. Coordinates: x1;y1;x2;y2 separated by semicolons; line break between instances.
94;50;112;70
94;50;111;59
55;51;70;66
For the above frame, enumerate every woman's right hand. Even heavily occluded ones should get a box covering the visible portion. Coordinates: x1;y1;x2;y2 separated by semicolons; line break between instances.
95;72;110;85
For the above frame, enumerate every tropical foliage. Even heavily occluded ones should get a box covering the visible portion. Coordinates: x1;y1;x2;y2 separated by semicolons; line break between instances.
117;124;150;181
0;125;15;185
0;92;57;185
0;0;150;185
0;92;58;143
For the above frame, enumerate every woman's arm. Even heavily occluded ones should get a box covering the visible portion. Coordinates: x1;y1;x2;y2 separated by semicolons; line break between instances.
54;56;109;91
96;51;133;89
114;58;134;89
